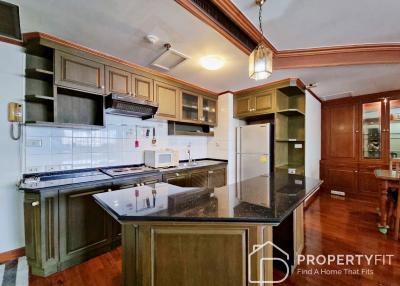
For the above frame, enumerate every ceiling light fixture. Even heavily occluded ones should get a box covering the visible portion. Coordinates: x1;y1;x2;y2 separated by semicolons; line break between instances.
200;55;224;70
249;0;272;80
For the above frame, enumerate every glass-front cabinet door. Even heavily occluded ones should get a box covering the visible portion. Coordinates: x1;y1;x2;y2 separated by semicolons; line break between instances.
181;92;200;122
361;101;383;160
389;99;400;159
202;97;217;124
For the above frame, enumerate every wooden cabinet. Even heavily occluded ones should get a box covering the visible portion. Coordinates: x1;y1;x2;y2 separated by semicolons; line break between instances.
320;92;399;197
208;167;226;188
133;74;153;100
180;91;218;125
55;51;105;94
163;165;227;188
154;81;180;120
293;203;304;268
163;172;190;187
324;162;358;195
105;66;132;95
234;90;275;118
24;190;59;277
322;103;359;161
58;187;111;270
189;169;209;187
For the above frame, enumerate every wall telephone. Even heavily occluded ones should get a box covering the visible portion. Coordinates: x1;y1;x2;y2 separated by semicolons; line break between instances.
8;102;23;140
8;102;23;122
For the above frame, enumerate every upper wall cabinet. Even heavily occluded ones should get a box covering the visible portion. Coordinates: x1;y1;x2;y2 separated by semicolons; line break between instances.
105;66;132;95
234;90;275;118
133;74;153;101
55;51;105;94
154;81;180;120
180;91;218;125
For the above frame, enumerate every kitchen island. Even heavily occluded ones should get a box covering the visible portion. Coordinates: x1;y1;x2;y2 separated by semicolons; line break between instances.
94;173;322;286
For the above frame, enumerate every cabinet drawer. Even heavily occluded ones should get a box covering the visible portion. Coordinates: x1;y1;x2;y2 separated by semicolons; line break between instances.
55;51;105;94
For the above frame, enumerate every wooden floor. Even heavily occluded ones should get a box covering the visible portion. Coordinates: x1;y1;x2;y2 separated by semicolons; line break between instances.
30;192;400;286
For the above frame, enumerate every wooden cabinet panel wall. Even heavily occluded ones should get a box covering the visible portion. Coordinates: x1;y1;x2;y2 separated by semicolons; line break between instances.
133;74;153;100
320;90;400;197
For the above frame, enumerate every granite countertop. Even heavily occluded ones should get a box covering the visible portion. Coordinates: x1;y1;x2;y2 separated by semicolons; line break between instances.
19;159;227;192
93;173;323;224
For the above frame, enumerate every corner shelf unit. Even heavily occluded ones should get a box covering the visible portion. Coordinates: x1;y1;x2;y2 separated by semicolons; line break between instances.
274;85;305;176
24;42;105;128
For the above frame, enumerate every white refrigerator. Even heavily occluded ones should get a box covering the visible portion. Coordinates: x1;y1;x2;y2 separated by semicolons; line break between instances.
236;123;272;183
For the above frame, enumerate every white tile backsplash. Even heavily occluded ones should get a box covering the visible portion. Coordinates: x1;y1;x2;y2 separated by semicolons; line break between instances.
24;114;223;173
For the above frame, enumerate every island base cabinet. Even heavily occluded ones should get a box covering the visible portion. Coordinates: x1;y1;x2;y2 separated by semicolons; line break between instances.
58;187;112;270
24;191;59;277
122;223;274;286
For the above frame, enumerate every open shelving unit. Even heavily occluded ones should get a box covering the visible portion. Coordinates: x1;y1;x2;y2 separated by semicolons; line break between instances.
274;85;305;175
24;41;105;128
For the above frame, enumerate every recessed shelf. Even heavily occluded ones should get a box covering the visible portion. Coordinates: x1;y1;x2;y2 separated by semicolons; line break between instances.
25;94;54;103
25;68;54;81
277;109;305;116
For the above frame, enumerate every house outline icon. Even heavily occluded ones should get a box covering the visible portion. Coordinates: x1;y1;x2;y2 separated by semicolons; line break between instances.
248;240;290;284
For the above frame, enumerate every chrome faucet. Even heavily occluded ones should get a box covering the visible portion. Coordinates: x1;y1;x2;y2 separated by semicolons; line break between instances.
187;142;195;165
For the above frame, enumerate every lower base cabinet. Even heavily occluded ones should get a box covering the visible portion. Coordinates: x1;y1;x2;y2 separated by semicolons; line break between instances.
320;161;382;197
58;187;112;270
162;165;227;188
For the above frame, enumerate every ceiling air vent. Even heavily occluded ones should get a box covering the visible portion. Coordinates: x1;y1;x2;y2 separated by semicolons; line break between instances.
151;43;189;71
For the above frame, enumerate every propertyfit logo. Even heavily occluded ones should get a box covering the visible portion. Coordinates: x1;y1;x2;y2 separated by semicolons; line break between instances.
248;241;290;284
297;254;394;276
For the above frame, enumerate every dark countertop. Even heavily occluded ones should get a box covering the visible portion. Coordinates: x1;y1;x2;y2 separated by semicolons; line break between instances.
19;159;227;192
93;173;322;225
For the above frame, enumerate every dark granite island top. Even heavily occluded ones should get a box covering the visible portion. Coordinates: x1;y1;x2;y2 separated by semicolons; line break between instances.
94;173;322;225
94;173;322;286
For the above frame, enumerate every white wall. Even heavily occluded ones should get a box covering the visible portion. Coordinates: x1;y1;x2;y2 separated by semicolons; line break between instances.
0;42;25;253
305;90;322;179
208;93;244;184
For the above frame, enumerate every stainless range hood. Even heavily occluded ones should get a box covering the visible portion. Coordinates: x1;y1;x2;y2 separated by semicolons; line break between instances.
105;93;158;119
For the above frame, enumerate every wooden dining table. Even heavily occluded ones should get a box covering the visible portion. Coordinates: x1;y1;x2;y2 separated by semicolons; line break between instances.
374;169;400;234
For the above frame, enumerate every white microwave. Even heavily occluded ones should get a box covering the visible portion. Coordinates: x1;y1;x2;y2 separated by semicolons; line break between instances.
144;150;179;168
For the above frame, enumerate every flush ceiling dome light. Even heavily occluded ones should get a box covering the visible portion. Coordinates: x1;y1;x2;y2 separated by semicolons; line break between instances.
249;0;273;80
200;55;224;70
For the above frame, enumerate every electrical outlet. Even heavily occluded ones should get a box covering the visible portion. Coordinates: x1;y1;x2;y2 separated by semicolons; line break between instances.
294;143;303;149
26;138;42;147
26;166;40;173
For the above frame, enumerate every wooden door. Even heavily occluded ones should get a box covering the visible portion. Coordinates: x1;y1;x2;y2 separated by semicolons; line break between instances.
358;164;383;197
154;81;180;120
359;99;384;162
253;92;273;114
105;66;132;95
326;103;359;161
133;74;153;100
163;172;189;187
181;91;201;123
59;188;111;266
235;96;252;117
202;96;218;125
208;167;226;188
55;51;105;94
190;169;209;187
325;163;358;195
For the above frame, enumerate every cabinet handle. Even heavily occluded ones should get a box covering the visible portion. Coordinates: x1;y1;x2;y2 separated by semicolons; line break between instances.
208;170;214;174
175;173;180;177
31;201;40;207
354;170;358;173
143;180;159;185
108;189;112;192
355;130;359;133
101;85;105;89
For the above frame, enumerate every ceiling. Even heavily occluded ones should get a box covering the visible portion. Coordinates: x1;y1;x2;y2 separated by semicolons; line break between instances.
8;0;400;100
232;0;400;50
